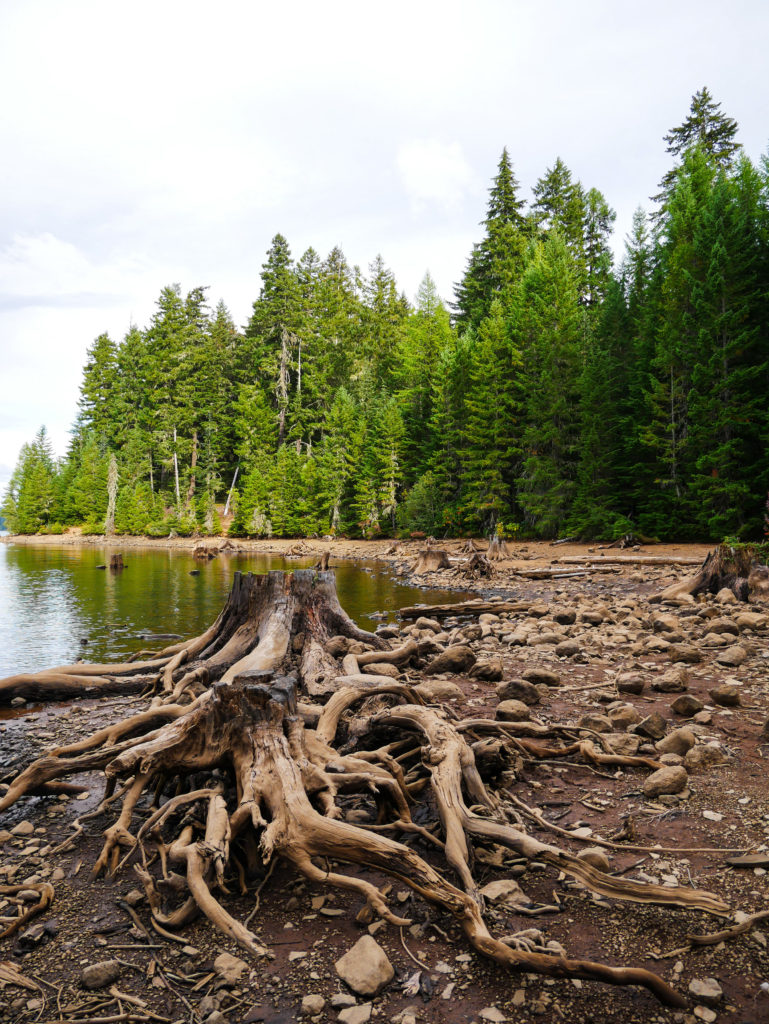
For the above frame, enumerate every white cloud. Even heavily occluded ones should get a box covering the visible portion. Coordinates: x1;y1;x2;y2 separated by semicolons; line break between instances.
396;140;474;213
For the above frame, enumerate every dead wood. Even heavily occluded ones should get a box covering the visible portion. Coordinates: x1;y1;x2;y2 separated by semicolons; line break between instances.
652;544;763;603
411;548;451;574
400;599;530;619
555;554;701;567
461;552;494;577
487;535;511;561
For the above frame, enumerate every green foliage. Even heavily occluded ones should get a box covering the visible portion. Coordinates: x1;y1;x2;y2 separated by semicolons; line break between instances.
14;92;769;544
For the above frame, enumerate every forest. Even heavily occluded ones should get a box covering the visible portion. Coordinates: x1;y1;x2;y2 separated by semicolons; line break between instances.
3;88;768;543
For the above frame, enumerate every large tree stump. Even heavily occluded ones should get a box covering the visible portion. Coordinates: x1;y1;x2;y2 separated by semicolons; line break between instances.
652;544;764;603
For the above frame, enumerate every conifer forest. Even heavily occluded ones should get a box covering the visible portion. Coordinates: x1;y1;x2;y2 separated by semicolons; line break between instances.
4;89;769;543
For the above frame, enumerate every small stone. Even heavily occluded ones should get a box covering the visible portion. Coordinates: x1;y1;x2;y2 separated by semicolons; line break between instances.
603;733;641;756
577;847;610;872
423;645;476;675
470;657;504;681
495;699;530;722
522;667;561;687
668;644;701;664
330;993;357;1009
685;743;725;772
555;639;580;658
416;679;464;701
716;645;747;666
213;952;248;986
652;667;689;692
702;810;723;822
335;935;394;997
709;684;741;707
693;1006;717;1022
578;713;613;733
495;679;539;706
617;672;645;694
10;821;34;837
479;1008;508;1022
608;705;640;730
643;765;688;798
715;587;737;604
301;994;325;1015
81;960;124;990
635;712;668;740
656;727;696;756
671;694;704;717
182;945;199;956
338;1004;372;1024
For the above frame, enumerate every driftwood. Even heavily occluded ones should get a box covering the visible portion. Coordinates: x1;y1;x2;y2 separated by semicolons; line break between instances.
652;544;766;603
0;570;740;1007
109;553;125;571
461;552;494;577
554;554;701;567
400;599;530;620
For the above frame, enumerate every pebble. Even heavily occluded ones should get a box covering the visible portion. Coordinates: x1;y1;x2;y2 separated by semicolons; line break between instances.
335;935;394;997
689;978;723;1005
643;765;688;798
338;1004;372;1024
302;994;325;1014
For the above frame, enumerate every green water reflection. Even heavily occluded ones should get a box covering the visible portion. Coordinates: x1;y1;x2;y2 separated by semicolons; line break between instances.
0;544;468;677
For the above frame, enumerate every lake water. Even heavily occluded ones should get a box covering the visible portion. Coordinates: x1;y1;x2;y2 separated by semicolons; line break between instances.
0;543;467;678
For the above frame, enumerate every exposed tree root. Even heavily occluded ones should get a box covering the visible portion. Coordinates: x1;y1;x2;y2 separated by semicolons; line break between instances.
0;569;743;1008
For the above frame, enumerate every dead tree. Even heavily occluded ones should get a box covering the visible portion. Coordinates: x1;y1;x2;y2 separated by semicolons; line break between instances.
652;544;763;603
411;548;450;573
487;534;511;561
0;571;737;1007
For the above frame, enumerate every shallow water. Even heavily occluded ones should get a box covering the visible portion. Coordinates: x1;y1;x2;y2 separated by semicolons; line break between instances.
0;543;468;677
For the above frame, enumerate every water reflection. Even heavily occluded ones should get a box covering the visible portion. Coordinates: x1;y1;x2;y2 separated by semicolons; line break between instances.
0;543;468;678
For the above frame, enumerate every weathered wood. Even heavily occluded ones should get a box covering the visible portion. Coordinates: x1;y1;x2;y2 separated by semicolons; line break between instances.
399;599;530;619
554;554;701;567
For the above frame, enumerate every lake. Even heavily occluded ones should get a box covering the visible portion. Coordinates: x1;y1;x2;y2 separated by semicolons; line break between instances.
0;543;467;678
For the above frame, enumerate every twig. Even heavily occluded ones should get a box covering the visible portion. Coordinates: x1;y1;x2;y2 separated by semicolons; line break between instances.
399;926;424;968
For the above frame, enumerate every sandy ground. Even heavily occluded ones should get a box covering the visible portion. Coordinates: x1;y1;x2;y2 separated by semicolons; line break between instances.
1;536;768;1024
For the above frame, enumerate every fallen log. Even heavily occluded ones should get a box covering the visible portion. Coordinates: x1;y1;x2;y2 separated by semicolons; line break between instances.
399;599;531;619
553;555;702;567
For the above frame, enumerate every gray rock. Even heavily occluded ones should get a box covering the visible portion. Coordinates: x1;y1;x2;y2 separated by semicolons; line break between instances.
330;993;357;1009
335;935;393;997
338;1005;372;1024
416;679;464;701
604;733;641;756
643;765;688;798
608;705;641;730
552;608;576;625
578;713;613;733
301;994;325;1014
688;977;723;1005
470;657;504;681
81;960;124;990
414;616;442;633
668;644;702;664
213;952;248;986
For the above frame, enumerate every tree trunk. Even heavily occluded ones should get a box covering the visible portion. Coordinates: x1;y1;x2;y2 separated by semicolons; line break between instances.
652;544;761;603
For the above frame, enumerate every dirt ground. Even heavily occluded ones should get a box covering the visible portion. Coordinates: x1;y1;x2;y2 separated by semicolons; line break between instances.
1;539;768;1024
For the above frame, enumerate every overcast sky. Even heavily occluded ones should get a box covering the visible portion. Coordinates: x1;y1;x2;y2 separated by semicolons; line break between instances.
1;0;767;490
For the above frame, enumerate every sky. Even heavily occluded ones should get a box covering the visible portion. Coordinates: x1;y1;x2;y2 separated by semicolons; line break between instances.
1;0;767;490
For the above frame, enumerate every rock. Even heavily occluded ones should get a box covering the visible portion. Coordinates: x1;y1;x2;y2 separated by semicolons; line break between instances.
716;644;747;666
668;644;702;664
335;935;394;997
705;616;739;635
301;994;325;1015
205;1013;228;1024
715;587;738;604
577;847;610;872
736;611;767;631
693;1007;717;1023
528;631;563;646
709;683;741;706
522;667;561;687
580;609;605;625
496;679;539;706
338;1005;372;1024
608;705;640;730
330;993;357;1009
423;645;476;675
652;612;679;633
685;742;725;771
470;657;504;681
479;879;527;905
578;713;613;733
10;821;34;837
656;727;696;756
555;639;580;658
414;616;442;633
671;694;704;717
479;1009;508;1022
635;712;668;740
81;960;124;990
496;699;531;722
652;667;689;693
643;765;688;798
688;977;722;1005
213;952;248;985
416;679;464;701
504;628;529;646
552;608;576;625
603;733;641;756
659;752;684;766
362;662;400;678
617;672;645;695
